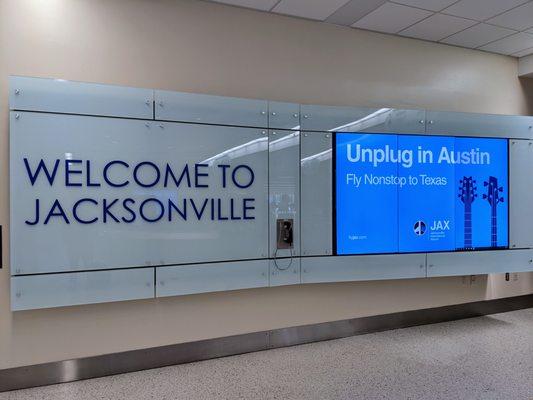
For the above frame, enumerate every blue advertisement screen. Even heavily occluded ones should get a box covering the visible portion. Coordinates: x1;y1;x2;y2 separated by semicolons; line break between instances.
335;133;508;255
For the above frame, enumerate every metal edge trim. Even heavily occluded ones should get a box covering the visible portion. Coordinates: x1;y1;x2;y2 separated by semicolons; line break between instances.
1;294;532;392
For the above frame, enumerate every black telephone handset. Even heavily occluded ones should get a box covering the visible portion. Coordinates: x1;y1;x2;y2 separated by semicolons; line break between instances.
276;219;294;249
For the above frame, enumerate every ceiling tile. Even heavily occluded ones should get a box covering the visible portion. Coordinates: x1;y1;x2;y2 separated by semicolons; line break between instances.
486;2;533;31
399;13;477;41
326;0;387;26
392;0;458;12
441;23;517;48
210;0;279;11
272;0;352;20
479;32;533;54
442;0;529;21
513;47;533;57
352;3;432;34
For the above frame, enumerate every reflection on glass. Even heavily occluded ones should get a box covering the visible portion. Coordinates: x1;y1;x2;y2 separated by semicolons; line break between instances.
331;108;393;132
269;131;299;153
201;137;268;166
301;149;331;165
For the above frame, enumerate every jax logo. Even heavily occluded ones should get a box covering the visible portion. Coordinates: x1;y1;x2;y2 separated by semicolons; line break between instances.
414;220;426;236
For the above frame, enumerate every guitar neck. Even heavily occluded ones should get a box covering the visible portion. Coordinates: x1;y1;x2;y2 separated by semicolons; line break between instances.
491;205;497;248
464;203;472;248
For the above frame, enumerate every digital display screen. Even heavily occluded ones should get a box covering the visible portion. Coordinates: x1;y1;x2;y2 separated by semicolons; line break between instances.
335;133;508;255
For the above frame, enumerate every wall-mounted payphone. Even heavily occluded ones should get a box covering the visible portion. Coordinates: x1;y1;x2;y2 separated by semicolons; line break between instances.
276;219;294;249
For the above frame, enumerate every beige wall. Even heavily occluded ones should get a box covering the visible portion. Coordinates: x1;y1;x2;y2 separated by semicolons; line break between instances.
1;0;532;370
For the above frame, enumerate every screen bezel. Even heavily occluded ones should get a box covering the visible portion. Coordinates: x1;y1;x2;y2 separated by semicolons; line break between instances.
332;131;510;257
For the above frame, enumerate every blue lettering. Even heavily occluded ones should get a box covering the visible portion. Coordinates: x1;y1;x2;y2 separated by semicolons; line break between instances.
243;198;255;220
190;198;209;220
232;165;254;189
140;198;164;222
218;164;230;188
164;164;191;188
24;158;60;186
65;159;82;187
25;198;40;225
168;199;187;221
104;161;130;187
44;199;70;224
133;162;160;188
103;199;120;223
73;198;98;224
86;160;101;187
230;198;241;220
217;198;228;220
194;164;209;188
122;198;136;223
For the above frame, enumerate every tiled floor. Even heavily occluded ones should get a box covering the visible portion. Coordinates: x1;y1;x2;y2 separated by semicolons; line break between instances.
1;308;532;400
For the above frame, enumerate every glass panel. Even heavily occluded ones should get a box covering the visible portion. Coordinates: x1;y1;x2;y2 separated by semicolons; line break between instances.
301;132;332;256
10;112;268;274
155;90;268;127
300;104;426;134
301;254;426;284
156;260;269;297
9;76;153;119
427;249;533;277
426;111;533;139
509;139;533;248
268;101;300;130
11;268;154;311
269;258;301;287
269;129;300;257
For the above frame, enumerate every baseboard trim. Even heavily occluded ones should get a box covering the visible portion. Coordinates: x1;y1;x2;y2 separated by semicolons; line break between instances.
1;294;532;392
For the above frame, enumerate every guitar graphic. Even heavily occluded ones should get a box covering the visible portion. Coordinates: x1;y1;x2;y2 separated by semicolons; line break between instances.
459;176;477;249
483;176;504;248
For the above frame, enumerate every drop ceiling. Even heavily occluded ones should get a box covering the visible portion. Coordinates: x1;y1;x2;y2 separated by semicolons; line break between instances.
207;0;533;58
